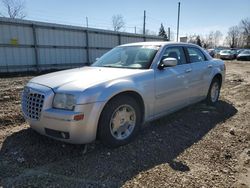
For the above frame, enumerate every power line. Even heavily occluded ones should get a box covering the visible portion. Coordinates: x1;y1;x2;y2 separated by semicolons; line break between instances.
24;9;166;35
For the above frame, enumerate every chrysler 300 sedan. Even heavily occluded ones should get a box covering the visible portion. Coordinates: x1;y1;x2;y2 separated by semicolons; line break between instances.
21;42;225;147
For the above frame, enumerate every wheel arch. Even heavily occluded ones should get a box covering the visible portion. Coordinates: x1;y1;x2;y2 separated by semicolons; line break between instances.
96;90;145;139
205;72;223;97
206;73;222;105
212;73;222;87
102;90;145;122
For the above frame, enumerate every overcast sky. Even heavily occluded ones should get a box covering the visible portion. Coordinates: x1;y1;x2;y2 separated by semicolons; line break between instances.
1;0;250;38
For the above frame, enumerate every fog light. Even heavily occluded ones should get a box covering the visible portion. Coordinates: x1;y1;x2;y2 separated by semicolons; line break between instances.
74;114;84;121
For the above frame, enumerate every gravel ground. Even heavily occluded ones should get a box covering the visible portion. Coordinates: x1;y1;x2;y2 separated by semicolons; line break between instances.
0;61;249;188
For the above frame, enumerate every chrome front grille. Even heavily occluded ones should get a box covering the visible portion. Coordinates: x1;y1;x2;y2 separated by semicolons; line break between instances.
22;87;45;120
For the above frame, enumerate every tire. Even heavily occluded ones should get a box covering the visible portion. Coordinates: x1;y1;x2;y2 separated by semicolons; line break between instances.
97;95;142;148
206;78;221;106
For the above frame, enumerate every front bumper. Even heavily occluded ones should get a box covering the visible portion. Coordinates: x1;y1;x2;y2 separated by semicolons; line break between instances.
22;82;105;144
28;103;104;144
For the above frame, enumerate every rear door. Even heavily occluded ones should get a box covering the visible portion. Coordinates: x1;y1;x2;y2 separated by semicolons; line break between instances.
154;46;192;116
185;46;213;102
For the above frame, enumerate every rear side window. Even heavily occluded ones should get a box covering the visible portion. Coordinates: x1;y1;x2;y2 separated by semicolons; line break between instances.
187;47;206;63
162;46;186;65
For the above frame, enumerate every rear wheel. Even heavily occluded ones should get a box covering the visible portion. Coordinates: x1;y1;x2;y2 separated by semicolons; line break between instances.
206;78;221;105
98;95;142;148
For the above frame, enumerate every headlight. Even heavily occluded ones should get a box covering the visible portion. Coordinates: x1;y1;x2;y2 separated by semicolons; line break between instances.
53;93;76;110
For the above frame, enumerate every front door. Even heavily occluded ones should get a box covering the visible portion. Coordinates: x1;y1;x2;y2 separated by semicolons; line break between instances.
154;46;192;116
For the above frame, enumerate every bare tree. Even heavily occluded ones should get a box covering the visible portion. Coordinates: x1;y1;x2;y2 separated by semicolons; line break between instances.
237;34;246;48
112;14;125;32
188;31;222;48
203;31;214;48
1;0;26;19
202;30;223;48
226;26;240;48
240;18;250;35
187;34;200;44
239;18;250;47
213;30;223;47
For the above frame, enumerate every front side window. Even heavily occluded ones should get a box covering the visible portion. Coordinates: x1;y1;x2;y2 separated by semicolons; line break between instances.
161;46;186;65
92;45;159;69
187;47;206;63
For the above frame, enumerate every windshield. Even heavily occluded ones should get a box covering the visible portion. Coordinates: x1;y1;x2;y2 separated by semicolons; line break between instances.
241;50;250;54
92;45;160;69
221;50;232;54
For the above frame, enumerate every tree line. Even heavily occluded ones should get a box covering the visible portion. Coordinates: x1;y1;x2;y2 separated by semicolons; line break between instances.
187;18;250;49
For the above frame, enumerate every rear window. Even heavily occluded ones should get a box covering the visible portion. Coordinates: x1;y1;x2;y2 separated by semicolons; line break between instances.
187;47;206;63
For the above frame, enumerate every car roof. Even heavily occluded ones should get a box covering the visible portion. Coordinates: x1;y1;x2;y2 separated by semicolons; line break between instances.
119;41;201;48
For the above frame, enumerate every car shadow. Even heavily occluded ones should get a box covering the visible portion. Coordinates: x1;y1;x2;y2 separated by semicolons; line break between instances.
0;100;237;187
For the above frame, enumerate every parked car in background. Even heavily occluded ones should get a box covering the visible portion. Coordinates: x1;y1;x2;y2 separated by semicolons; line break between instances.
236;49;244;55
219;50;235;60
207;49;215;58
21;42;225;147
214;48;222;54
237;50;250;61
230;49;238;59
214;48;222;58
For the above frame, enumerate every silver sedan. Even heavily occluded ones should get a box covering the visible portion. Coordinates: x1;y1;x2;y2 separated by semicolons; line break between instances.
21;42;225;147
219;50;235;60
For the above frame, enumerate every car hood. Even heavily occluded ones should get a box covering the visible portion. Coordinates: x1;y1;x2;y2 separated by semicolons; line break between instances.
30;66;145;91
238;54;250;57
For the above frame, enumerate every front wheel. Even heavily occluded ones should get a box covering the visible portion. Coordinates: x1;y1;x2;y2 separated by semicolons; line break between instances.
206;78;221;105
97;95;142;148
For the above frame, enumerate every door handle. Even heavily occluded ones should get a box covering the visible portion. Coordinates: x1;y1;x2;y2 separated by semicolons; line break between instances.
185;68;192;73
208;65;213;68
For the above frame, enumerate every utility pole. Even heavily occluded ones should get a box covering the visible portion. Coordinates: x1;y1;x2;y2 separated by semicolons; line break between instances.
134;26;137;34
168;27;171;41
143;10;146;35
86;16;88;28
176;2;180;42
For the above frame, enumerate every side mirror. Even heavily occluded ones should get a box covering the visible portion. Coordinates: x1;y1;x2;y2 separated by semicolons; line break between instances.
95;57;100;61
158;57;177;69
